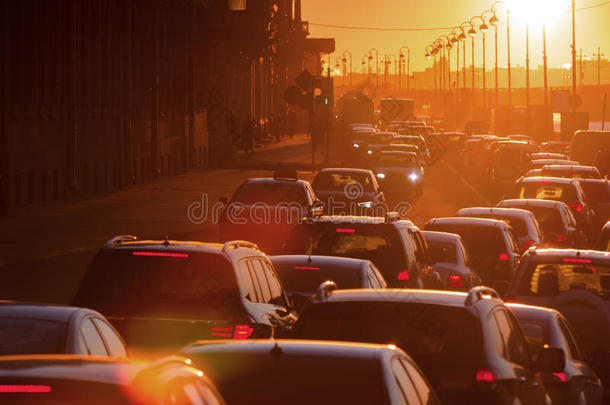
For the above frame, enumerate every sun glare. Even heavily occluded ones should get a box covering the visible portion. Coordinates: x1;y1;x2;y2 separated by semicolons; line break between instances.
509;0;569;26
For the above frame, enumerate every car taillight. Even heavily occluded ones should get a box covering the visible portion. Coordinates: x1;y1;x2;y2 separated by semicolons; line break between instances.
211;324;254;340
562;257;592;264
498;252;509;261
0;385;51;393
557;234;567;242
476;368;495;382
569;203;583;213
553;372;567;382
520;240;535;252
448;274;464;288
398;270;409;281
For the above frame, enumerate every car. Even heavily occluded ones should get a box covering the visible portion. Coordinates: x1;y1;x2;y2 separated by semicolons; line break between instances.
293;286;561;405
593;148;610;177
577;178;610;236
0;355;225;404
529;159;580;170
424;217;520;294
311;168;386;216
541;141;571;154
218;168;322;253
504;248;610;399
511;177;594;232
181;339;439;405
422;231;481;291
536;165;601;180
0;302;127;358
596;221;610;251
269;255;387;311
509;134;537;144
507;303;604;405
73;237;297;355
570;130;610;166
368;143;426;166
455;207;544;253
529;152;569;161
300;214;439;289
371;151;424;203
391;134;431;163
497;199;586;248
491;141;540;187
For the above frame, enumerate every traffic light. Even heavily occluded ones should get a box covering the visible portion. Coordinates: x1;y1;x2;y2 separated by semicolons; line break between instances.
314;77;334;108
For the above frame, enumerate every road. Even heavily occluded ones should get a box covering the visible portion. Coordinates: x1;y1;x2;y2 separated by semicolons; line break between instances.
0;134;486;304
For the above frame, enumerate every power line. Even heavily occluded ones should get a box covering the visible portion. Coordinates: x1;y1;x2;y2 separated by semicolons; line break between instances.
308;0;610;32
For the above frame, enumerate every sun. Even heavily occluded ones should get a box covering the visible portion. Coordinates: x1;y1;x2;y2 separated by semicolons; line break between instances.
508;0;569;27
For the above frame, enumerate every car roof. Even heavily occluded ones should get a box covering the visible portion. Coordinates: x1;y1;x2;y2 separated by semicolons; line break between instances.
0;301;88;323
311;215;413;226
526;248;610;263
421;231;462;244
378;151;417;156
105;239;226;254
427;217;509;228
270;255;367;270
183;339;399;361
244;178;309;187
317;168;373;176
518;176;577;185
0;355;146;385
530;159;578;165
457;207;533;219
542;165;598;171
506;303;558;322
322;288;472;308
498;199;569;209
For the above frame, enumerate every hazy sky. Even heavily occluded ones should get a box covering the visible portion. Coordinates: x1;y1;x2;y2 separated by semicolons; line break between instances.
302;0;610;72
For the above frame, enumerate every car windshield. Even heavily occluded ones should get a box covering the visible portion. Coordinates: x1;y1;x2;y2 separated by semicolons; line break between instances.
522;262;610;299
0;318;67;355
313;173;374;193
580;182;610;204
427;241;458;263
517;206;565;234
426;225;507;258
273;263;362;292
374;153;416;167
195;353;386;405
74;251;241;319
294;302;483;388
232;182;307;205
516;182;579;205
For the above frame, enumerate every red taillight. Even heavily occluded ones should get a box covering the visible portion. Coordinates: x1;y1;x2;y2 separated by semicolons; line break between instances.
562;257;592;264
569;203;583;213
0;385;51;393
476;368;495;382
448;274;464;288
132;251;189;258
556;234;567;242
521;240;535;252
398;270;410;281
553;372;567;382
336;228;356;234
294;266;320;270
498;253;510;261
211;324;254;339
210;327;233;338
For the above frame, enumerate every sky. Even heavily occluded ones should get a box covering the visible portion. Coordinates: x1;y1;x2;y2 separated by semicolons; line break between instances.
301;0;610;73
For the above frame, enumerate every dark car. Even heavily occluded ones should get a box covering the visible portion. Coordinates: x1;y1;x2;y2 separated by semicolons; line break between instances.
301;214;439;289
570;130;610;166
422;231;481;291
269;255;387;311
497;199;586;248
424;217;520;293
577;178;610;236
312;168;385;216
456;207;544;253
529;159;580;170
492;141;540;188
511;177;594;231
507;303;604;405
293;287;561;405
391;134;431;163
0;355;225;404
371;151;424;203
73;237;296;355
181;340;440;405
218;170;322;253
593;148;610;177
504;248;610;398
0;302;127;358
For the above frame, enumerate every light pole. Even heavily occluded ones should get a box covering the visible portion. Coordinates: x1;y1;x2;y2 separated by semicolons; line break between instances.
526;22;530;108
473;15;489;108
343;50;353;89
439;35;452;96
388;54;398;91
598;47;605;86
543;23;549;137
491;1;511;108
451;29;461;99
400;46;410;94
571;0;577;112
425;44;437;99
489;11;500;107
467;22;477;95
459;23;470;97
369;48;379;89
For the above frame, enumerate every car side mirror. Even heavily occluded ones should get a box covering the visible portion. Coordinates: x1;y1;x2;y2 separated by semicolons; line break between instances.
219;196;228;204
534;346;565;374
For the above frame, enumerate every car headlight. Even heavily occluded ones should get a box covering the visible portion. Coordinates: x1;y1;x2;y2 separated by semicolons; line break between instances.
409;173;419;181
358;201;373;209
376;173;386;179
367;150;373;155
353;143;360;148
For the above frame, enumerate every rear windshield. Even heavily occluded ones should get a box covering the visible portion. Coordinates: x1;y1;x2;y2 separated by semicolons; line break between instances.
516;182;578;205
273;264;362;292
196;353;386;405
580;182;610;204
426;225;507;257
74;251;241;319
232;181;307;205
294;302;483;384
542;168;597;179
374;153;416;167
520;262;610;300
427;241;458;263
313;173;374;193
0;318;66;355
519;206;565;234
308;226;393;260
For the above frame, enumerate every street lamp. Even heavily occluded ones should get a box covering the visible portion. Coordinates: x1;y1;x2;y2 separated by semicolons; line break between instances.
426;44;437;97
451;28;461;99
467;18;477;96
387;54;398;91
491;1;511;108
488;10;500;107
343;50;353;89
480;11;493;108
369;48;379;89
459;23;470;97
400;46;410;94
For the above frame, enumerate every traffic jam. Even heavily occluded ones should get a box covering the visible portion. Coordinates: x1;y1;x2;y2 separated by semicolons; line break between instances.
2;111;610;405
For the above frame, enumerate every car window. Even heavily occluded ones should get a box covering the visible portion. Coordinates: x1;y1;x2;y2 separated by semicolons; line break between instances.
370;263;387;288
400;357;437;405
494;309;530;367
392;357;421;405
0;317;67;355
92;318;127;357
398;229;417;268
262;261;287;307
232;181;307;205
80;318;108;356
558;316;584;361
249;260;271;303
238;260;258;302
525;262;610;298
366;269;380;288
427;240;458;264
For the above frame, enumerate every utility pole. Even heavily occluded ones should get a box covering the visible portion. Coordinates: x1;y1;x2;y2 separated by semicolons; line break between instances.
579;49;583;87
598;47;604;86
571;0;577;112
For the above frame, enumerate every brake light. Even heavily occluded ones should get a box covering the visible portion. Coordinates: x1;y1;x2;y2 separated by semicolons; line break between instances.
498;253;510;261
557;234;567;242
569;203;583;213
211;324;254;339
132;252;189;258
0;385;51;393
448;274;464;288
562;258;592;264
210;327;233;338
553;372;567;382
336;228;356;234
521;240;535;252
398;270;410;281
294;266;320;270
476;368;495;382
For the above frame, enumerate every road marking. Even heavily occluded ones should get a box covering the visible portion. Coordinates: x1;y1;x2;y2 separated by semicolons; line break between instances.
443;161;491;205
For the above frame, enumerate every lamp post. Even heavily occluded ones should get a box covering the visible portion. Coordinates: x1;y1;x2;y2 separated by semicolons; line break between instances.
342;50;353;89
369;48;379;89
426;44;437;98
400;46;410;94
571;0;577;112
361;56;367;74
451;29;461;99
467;22;477;95
488;11;499;107
526;22;530;108
472;15;488;108
491;1;511;108
459;23;469;97
387;54;398;91
543;23;549;137
439;35;452;96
